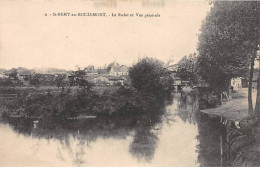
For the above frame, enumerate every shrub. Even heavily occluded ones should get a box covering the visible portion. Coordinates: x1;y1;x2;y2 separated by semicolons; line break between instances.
129;57;174;99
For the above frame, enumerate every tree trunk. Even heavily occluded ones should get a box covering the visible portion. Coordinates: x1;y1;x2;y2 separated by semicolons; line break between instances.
226;78;231;99
255;63;260;126
256;0;260;125
248;58;255;117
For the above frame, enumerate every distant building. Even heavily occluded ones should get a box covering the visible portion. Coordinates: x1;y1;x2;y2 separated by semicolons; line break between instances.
86;70;98;75
166;64;179;80
0;72;8;79
165;64;178;73
107;62;129;76
231;78;242;90
92;74;125;86
85;65;98;75
97;68;108;75
108;76;124;86
92;75;110;86
241;69;259;88
173;77;182;85
197;79;209;87
85;65;95;71
18;70;33;85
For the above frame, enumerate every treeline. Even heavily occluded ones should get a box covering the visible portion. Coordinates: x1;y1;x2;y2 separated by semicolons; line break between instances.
176;1;260;116
2;57;174;121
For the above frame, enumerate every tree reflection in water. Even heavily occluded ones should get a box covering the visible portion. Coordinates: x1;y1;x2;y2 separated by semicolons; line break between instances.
172;92;198;124
1;92;230;166
4;108;165;166
129;124;162;162
168;92;230;167
195;113;229;167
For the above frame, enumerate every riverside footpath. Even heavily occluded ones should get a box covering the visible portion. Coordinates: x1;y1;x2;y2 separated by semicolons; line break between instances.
200;88;256;121
200;88;260;166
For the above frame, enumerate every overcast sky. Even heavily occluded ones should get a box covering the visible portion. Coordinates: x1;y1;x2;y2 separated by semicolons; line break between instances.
0;0;211;70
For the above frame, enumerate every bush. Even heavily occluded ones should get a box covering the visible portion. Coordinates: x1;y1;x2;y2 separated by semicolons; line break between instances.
129;57;174;99
199;91;219;109
208;94;218;107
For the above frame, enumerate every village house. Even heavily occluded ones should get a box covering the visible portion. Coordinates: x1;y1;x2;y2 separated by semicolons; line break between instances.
108;63;129;76
0;72;8;79
231;78;242;90
17;70;33;85
108;76;124;86
92;74;125;86
85;65;98;75
240;69;259;89
197;79;209;87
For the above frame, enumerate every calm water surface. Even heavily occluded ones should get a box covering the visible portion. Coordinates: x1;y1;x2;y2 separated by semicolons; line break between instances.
0;92;228;166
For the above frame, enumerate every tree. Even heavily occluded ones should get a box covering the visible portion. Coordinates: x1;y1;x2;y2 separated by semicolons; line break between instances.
30;75;40;86
70;68;93;91
255;53;260;125
0;78;14;87
176;53;199;85
9;68;18;80
129;57;174;99
55;75;65;89
197;1;259;116
255;1;260;123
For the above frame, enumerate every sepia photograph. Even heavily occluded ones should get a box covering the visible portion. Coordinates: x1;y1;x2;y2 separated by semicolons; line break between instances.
0;0;260;167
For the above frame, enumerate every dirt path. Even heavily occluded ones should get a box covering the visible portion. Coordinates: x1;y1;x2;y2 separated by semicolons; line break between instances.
200;88;257;121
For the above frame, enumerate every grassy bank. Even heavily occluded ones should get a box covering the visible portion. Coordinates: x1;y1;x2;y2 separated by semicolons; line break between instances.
200;88;260;166
1;86;171;122
200;88;257;121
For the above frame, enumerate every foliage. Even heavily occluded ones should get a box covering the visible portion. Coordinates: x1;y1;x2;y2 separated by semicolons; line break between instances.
7;85;167;120
8;68;18;80
0;78;14;87
70;68;93;91
197;1;259;92
198;90;219;109
30;76;40;86
129;57;174;99
55;75;66;89
176;53;199;85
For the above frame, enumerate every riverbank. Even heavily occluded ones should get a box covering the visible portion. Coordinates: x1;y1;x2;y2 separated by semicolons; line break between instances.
200;88;257;121
0;92;230;166
200;88;260;166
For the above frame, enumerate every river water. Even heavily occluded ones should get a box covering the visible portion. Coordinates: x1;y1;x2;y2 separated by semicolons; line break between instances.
0;92;229;166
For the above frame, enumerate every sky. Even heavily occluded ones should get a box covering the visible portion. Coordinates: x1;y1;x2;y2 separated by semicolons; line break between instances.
0;0;211;70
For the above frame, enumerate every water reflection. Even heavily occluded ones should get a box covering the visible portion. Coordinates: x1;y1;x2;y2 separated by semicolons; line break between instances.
170;92;198;124
195;113;229;167
129;127;159;162
0;92;229;166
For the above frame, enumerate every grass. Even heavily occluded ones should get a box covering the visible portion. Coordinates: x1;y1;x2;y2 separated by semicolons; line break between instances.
200;88;257;121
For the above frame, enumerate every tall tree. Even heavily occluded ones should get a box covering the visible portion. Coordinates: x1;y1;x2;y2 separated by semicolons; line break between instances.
256;64;260;125
197;1;259;116
255;1;260;123
176;53;199;85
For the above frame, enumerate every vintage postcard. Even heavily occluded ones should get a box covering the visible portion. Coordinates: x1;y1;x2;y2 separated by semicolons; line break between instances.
0;0;260;167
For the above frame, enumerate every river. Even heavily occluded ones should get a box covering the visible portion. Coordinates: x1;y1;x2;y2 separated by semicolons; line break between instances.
0;92;229;166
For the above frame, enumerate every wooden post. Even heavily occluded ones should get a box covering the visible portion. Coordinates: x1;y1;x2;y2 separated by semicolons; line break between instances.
226;92;230;102
220;135;223;166
221;93;223;105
